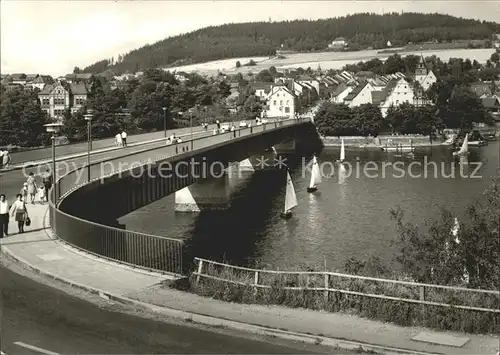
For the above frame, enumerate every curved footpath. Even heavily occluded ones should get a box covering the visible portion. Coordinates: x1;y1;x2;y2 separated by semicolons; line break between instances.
1;137;499;355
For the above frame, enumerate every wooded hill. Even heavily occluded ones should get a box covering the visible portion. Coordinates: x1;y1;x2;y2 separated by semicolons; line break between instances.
82;12;500;75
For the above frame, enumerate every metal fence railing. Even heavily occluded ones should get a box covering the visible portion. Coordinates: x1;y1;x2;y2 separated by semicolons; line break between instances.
193;257;500;313
49;117;310;276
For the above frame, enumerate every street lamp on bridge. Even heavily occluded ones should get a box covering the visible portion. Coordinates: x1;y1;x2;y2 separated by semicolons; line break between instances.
44;122;64;204
162;106;167;138
84;109;94;182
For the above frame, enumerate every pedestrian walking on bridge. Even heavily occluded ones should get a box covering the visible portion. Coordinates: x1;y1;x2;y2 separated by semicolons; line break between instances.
0;194;9;237
121;131;127;147
10;194;28;234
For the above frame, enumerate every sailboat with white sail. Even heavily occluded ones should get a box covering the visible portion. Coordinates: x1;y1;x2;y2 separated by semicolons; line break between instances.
307;155;322;192
281;170;298;219
336;139;345;163
453;134;469;156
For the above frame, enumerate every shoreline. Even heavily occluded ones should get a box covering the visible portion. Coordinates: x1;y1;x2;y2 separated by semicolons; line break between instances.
321;135;448;149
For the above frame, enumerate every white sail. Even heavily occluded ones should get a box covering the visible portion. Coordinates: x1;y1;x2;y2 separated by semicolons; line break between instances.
309;156;322;188
284;171;298;212
458;134;468;155
340;139;345;162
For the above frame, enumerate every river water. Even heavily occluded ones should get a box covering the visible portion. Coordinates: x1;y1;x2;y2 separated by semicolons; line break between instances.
119;140;499;271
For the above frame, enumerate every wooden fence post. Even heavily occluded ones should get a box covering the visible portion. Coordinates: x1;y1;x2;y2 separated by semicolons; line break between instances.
324;273;329;304
419;285;426;301
419;285;426;324
253;271;259;297
196;259;203;283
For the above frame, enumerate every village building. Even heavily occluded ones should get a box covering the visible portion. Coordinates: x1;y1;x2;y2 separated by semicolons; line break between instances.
343;81;376;107
38;81;90;120
372;78;416;117
414;54;437;92
328;37;347;49
264;84;300;118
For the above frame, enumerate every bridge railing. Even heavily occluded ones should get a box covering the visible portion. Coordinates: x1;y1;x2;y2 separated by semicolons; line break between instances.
193;257;500;313
49;117;310;276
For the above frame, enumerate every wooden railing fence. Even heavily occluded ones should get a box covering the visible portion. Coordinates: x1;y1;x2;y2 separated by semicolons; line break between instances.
193;257;500;313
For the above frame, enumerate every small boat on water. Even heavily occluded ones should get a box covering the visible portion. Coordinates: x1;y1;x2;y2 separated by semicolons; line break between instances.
468;140;487;147
382;145;415;152
280;170;298;219
307;155;322;193
336;139;345;163
453;134;469;156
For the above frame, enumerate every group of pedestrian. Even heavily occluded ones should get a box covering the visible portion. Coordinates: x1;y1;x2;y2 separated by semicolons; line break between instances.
0;150;11;169
0;170;52;238
114;131;128;147
0;193;29;237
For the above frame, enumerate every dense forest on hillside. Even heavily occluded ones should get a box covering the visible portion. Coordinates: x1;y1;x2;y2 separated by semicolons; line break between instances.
82;12;500;75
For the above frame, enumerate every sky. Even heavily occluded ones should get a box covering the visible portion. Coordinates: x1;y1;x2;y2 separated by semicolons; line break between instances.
1;0;499;76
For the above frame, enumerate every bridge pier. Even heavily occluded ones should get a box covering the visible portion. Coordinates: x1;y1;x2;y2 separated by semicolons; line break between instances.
174;150;277;212
174;172;231;212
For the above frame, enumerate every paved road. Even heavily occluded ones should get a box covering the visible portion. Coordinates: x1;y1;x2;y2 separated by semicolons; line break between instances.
8;123;226;165
0;264;329;354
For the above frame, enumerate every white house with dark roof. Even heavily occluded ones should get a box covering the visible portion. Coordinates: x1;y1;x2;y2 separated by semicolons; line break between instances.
38;81;90;119
328;37;347;49
372;78;416;117
265;84;299;118
343;81;376;107
331;83;354;103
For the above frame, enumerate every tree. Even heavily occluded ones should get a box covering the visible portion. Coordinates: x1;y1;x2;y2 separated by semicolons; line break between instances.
255;69;274;83
390;173;500;289
314;102;354;136
73;66;81;74
0;86;49;147
490;51;499;64
350;103;384;136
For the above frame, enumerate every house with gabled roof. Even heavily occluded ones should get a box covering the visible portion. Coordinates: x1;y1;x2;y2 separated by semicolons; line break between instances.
343;81;376;108
250;82;272;101
27;75;52;90
470;82;493;97
264;84;300;118
373;78;417;117
38;80;90;119
481;96;500;120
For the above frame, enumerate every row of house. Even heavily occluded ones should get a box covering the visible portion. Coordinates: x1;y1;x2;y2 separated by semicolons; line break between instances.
251;54;438;118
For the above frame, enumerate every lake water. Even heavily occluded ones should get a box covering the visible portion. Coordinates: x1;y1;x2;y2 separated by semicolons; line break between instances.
119;140;499;271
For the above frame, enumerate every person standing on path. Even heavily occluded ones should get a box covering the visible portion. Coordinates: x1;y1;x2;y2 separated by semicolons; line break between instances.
10;194;28;234
0;194;9;237
26;172;38;204
42;169;53;202
115;132;122;147
121;131;127;147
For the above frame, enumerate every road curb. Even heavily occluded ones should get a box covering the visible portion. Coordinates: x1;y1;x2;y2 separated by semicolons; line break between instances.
0;246;435;355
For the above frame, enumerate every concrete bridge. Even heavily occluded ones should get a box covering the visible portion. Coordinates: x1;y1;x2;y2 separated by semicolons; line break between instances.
50;118;319;275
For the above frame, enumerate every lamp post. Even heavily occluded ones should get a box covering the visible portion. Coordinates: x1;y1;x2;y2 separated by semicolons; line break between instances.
44;122;64;204
190;111;194;151
84;110;94;182
163;107;167;137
